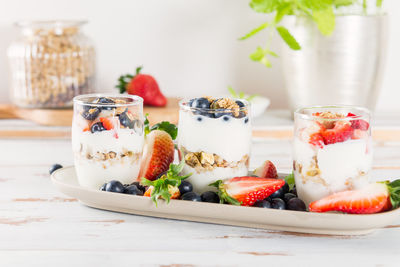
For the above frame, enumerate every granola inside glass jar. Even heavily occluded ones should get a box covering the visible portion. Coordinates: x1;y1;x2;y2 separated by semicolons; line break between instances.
8;20;96;108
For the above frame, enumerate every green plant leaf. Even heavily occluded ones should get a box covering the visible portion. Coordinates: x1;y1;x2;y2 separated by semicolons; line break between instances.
333;0;356;7
144;113;150;136
228;86;238;98
249;0;280;13
284;172;295;191
239;22;269;40
376;0;383;7
276;26;301;50
312;6;335;36
274;2;293;23
250;46;265;61
150;121;178;140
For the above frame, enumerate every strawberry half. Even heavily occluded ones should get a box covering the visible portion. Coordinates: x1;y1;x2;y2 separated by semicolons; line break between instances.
210;176;285;206
309;180;400;214
253;160;278;178
116;66;167;107
138;130;175;181
320;121;353;145
99;117;115;130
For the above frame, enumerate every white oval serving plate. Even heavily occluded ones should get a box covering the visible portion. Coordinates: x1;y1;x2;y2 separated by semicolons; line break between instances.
51;166;400;236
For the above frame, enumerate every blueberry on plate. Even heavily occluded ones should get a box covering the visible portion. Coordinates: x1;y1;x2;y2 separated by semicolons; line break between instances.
271;198;286;210
82;107;101;120
269;182;289;199
181;191;201;201
90;122;106;133
49;164;63;174
124;184;144;196
105;180;125;193
95;97;115;110
119;111;135;128
200;191;220;203
131;181;147;192
283;193;297;203
287;198;307;211
100;183;107;191
253;199;271;208
178;181;193;195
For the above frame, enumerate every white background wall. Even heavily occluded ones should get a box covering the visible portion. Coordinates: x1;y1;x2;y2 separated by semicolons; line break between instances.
0;0;398;111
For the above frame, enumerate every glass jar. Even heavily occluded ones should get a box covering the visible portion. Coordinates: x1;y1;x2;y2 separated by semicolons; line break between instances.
293;106;372;206
8;20;96;108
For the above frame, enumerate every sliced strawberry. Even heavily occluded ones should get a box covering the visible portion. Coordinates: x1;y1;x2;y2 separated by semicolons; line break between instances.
309;183;390;214
320;121;353;145
351;119;369;131
253;160;278;178
352;129;368;140
347;112;357;117
210;176;285;206
138;130;175;181
99;117;115;130
309;132;324;148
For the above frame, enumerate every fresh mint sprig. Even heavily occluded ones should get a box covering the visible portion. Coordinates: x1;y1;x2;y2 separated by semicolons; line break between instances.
143;113;178;140
241;0;383;67
228;86;258;102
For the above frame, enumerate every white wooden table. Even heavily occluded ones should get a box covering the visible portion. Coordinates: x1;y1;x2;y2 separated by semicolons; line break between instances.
0;110;399;266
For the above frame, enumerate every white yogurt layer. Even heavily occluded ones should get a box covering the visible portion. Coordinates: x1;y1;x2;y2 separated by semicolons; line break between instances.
183;164;248;193
178;110;251;162
72;127;144;189
293;137;372;205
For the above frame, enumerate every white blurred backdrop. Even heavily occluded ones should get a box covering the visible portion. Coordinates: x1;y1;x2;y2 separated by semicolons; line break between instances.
0;0;398;111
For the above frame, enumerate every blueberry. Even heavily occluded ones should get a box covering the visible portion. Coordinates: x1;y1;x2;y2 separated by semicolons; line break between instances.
235;100;245;108
188;99;194;107
178;181;193;195
254;199;271;208
49;164;63;174
119;111;135;128
269;182;289;199
200;191;220;203
105;180;125;193
196;116;203;122
191;98;210;109
271;198;286;210
287;198;306;211
100;183;107;191
181;191;202;201
124;185;144;195
283;193;297;203
131;181;147;192
222;116;230;122
90;122;106;133
95;97;115;110
82;107;101;120
244;117;249;123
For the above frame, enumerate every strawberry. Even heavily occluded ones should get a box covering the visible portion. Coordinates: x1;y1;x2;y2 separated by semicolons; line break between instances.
351;129;368;140
320;121;353;145
142;160;191;205
309;180;400;214
351;119;370;131
210;176;285;206
138;130;175;181
116;66;167;107
99;117;115;130
253;160;278;178
309;132;324;148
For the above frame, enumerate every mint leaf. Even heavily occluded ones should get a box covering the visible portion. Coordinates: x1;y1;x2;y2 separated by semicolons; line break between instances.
150;121;178;140
284;172;295;191
276;26;301;50
312;6;335;35
249;0;279;13
228;86;238;98
239;22;269;40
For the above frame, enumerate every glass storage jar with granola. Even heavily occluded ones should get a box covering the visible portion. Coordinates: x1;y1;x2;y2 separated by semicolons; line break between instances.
8;20;95;108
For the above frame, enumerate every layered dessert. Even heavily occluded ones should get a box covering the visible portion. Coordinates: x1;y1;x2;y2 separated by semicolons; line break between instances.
178;97;252;193
72;94;144;189
293;107;372;206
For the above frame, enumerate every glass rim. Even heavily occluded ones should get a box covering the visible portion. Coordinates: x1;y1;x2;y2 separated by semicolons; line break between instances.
294;105;371;121
73;93;143;107
178;98;250;113
15;20;88;28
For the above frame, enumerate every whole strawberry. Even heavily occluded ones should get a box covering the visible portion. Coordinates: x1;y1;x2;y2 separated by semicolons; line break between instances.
116;66;167;107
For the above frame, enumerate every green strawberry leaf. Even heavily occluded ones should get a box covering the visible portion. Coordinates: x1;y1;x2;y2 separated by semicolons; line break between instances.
115;74;133;94
150;121;178;140
209;180;241;205
284;172;295;191
239;22;269;40
276;26;301;50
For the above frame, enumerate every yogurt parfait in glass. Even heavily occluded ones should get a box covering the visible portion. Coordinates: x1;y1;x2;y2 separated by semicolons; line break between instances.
293;106;372;206
178;97;252;193
72;94;144;189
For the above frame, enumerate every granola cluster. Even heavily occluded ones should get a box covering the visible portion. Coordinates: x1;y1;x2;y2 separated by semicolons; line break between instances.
9;25;95;108
181;147;249;173
207;97;247;118
77;148;140;169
